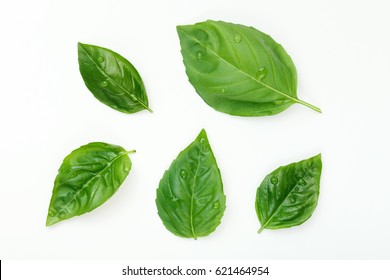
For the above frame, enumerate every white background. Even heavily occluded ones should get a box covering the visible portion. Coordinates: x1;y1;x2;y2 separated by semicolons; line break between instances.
1;0;389;259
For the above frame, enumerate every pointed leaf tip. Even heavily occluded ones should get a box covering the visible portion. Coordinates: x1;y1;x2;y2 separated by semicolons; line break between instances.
197;128;207;140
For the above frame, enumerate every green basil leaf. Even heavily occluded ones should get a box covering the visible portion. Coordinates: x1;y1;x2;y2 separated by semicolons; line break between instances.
46;142;134;226
177;20;321;116
255;154;322;233
156;129;226;239
78;43;152;113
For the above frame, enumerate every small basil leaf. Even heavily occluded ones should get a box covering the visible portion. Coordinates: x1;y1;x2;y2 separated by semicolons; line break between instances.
78;42;152;113
177;20;321;116
156;129;226;239
255;154;322;233
46;142;134;226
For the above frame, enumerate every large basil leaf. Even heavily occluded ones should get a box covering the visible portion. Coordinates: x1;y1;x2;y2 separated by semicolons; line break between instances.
46;142;133;226
255;154;322;233
156;129;226;239
78;43;152;113
177;20;321;116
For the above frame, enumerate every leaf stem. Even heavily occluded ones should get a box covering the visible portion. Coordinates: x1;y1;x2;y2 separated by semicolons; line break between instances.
259;81;322;113
126;150;136;154
257;226;265;234
294;99;322;113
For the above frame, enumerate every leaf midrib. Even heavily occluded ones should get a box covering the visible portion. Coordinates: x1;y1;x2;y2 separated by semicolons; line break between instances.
258;183;296;233
189;148;202;240
79;44;151;112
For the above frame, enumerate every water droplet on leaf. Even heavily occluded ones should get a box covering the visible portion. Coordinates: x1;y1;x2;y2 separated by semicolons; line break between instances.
289;196;297;203
100;80;108;88
58;211;66;219
295;172;303;179
196;51;203;59
97;56;104;62
200;138;208;149
79;190;86;197
274;100;284;105
194;29;208;41
221;88;226;93
298;178;307;186
68;200;76;210
48;210;56;217
234;33;242;43
180;169;188;179
270;176;278;184
256;67;267;81
171;197;179;202
212;201;220;210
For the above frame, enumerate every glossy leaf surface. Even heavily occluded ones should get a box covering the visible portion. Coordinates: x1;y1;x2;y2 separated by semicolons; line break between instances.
46;142;133;226
78;43;151;113
256;154;322;233
156;129;226;239
177;20;321;116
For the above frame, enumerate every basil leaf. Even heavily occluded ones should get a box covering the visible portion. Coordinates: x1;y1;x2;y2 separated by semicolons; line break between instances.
255;154;322;233
46;142;134;226
156;129;226;239
78;43;152;113
177;20;321;116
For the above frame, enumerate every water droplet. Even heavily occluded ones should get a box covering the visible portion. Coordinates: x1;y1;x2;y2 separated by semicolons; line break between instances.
58;211;66;219
55;197;66;206
171;197;179;202
298;178;307;186
180;169;188;179
68;200;76;210
270;176;278;184
289;196;297;203
295;172;303;179
234;33;242;43
200;138;208;149
212;201;220;210
97;56;104;62
48;210;56;217
196;51;203;59
274;100;284;105
194;29;208;41
256;67;267;81
100;80;108;88
221;88;226;93
294;186;300;192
